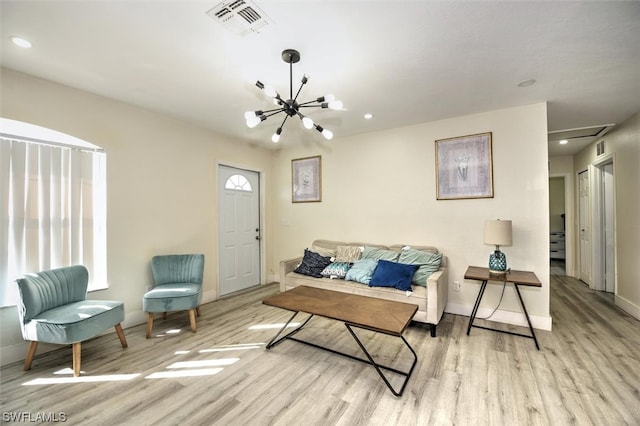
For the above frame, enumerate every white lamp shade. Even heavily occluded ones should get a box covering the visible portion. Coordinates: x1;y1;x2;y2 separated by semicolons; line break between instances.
484;220;512;246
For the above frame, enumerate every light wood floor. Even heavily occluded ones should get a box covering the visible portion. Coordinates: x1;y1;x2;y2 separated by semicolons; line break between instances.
1;273;639;425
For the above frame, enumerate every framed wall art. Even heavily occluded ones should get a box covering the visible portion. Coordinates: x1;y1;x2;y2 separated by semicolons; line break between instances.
291;155;322;203
435;132;493;200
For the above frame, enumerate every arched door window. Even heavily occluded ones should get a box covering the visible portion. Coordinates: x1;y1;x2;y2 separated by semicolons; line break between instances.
225;174;253;192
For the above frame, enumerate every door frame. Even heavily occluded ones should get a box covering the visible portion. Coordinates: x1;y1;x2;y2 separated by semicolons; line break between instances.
216;161;266;297
577;169;591;285
591;153;617;293
549;172;574;277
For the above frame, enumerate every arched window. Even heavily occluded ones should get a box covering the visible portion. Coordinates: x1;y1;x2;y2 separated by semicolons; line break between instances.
0;118;107;306
224;174;252;192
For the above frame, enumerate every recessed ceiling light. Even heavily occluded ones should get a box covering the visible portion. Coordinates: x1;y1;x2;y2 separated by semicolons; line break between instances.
517;79;536;88
559;140;568;145
10;36;32;49
364;113;373;119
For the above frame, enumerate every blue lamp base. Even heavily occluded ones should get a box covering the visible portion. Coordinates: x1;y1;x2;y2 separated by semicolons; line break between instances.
489;250;507;274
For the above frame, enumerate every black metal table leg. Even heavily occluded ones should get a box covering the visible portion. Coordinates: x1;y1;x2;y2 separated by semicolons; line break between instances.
467;280;488;335
513;284;540;350
345;323;417;397
265;311;313;349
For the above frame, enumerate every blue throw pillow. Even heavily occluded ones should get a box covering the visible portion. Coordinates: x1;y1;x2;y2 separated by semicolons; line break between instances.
369;260;419;291
345;258;378;284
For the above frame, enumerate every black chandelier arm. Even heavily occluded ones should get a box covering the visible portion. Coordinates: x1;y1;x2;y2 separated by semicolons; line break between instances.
278;115;289;129
292;78;308;103
298;103;326;109
264;109;287;119
253;107;286;116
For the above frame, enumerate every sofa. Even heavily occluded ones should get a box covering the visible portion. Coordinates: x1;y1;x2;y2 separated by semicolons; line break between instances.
279;240;448;337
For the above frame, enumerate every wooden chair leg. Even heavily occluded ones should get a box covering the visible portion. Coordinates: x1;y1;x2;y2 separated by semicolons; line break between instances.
24;341;38;371
72;342;81;377
146;313;154;338
196;306;201;317
189;309;197;333
115;324;128;348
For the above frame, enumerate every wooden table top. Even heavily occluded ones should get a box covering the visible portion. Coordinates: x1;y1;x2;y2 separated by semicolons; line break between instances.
263;286;418;335
464;266;542;287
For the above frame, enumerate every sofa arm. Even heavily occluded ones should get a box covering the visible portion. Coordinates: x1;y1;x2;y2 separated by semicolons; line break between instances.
279;257;302;292
425;267;448;326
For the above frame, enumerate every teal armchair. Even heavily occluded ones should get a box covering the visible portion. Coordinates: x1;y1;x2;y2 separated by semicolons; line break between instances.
143;254;205;338
15;265;128;377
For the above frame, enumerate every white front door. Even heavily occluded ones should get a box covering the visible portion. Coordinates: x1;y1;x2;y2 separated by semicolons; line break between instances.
218;165;261;296
578;170;591;285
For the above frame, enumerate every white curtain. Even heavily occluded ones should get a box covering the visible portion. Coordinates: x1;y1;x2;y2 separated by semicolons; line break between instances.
0;138;107;307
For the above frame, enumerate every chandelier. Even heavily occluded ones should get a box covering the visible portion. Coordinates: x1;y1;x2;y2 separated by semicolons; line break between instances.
244;49;343;143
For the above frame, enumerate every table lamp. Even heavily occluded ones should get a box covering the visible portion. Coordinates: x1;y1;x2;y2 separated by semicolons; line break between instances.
484;219;512;275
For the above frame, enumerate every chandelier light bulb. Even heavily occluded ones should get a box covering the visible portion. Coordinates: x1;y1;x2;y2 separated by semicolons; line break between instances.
246;115;261;128
324;94;335;103
264;85;277;98
328;100;343;110
302;116;314;129
271;132;280;143
244;111;256;120
322;129;334;140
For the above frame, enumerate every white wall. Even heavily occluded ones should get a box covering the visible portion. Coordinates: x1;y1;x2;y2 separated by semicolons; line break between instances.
574;112;640;320
270;102;551;330
0;68;274;365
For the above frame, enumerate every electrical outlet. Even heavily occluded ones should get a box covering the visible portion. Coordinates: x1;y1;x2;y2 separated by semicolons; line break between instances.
453;280;461;291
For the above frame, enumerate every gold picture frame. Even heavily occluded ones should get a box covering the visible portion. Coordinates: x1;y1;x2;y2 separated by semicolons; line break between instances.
435;132;493;200
292;155;322;203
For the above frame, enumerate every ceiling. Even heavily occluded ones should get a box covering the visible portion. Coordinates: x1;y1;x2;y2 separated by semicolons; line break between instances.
1;1;639;156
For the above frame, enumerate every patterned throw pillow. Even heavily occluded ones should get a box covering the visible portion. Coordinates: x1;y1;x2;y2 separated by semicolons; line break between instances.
398;248;442;286
320;262;351;279
294;249;333;278
335;245;362;262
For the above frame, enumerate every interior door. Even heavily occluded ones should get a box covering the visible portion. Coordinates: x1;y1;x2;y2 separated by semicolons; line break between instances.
578;170;591;285
218;165;261;296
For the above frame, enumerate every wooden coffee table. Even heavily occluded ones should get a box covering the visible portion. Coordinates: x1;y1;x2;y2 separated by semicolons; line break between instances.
262;286;418;397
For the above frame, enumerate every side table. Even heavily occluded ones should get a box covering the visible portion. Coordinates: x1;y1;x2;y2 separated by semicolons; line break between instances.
465;266;541;350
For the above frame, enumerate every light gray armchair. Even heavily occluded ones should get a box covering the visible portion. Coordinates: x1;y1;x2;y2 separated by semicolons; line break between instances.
15;265;128;377
143;254;205;338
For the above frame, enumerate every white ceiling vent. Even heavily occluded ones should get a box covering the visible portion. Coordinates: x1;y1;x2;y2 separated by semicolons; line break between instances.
207;0;272;36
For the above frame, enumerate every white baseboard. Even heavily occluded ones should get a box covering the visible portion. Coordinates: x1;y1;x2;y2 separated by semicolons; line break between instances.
615;294;640;321
0;341;62;368
446;302;552;331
